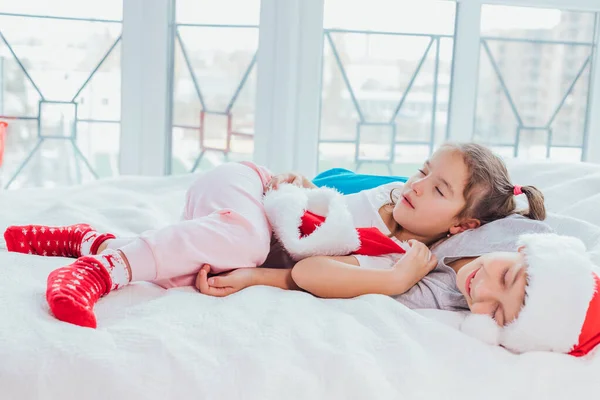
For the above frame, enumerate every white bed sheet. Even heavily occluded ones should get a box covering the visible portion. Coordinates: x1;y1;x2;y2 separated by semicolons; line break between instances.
1;161;599;400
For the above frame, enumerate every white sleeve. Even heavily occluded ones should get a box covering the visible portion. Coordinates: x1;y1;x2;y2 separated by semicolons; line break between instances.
354;254;398;270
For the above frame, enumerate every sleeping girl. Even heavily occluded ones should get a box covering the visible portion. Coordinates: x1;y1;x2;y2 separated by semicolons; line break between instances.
452;233;600;357
4;143;546;333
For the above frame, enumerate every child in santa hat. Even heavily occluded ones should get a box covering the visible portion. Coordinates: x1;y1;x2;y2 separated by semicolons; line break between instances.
4;143;546;329
456;233;600;357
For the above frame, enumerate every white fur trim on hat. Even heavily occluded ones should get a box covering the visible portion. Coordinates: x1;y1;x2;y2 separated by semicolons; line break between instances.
460;233;597;354
263;184;360;261
460;313;501;346
501;233;597;353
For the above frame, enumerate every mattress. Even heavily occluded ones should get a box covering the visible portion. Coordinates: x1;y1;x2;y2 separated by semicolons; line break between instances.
1;160;599;400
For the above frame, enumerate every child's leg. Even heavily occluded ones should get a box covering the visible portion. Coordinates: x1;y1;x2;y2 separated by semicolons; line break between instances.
96;237;135;254
4;223;115;257
7;161;271;260
121;161;273;285
46;162;273;327
46;250;130;328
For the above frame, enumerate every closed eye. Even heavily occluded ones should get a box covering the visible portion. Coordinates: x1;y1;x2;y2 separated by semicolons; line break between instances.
418;169;426;175
501;268;509;288
490;307;498;320
435;187;444;197
490;305;499;322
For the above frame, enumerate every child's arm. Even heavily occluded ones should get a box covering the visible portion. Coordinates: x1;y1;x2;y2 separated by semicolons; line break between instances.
196;240;436;298
196;260;412;298
267;172;316;190
291;240;437;298
196;265;300;297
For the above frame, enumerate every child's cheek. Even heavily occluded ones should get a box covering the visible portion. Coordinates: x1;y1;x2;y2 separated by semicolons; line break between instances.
392;202;403;221
392;202;412;227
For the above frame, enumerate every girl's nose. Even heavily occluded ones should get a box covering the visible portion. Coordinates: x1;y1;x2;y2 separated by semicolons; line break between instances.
411;178;425;196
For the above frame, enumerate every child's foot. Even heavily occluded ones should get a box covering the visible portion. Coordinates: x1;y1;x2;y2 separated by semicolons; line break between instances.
46;250;131;328
4;223;115;258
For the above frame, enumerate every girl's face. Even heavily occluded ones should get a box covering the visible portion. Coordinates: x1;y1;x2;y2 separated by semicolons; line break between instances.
456;251;528;326
393;148;475;243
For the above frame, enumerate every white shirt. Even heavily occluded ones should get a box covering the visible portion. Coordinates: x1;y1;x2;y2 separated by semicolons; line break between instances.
344;182;406;270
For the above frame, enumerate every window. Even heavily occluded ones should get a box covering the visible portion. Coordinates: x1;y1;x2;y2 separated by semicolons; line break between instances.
318;0;456;175
170;0;260;174
475;5;594;162
0;1;122;188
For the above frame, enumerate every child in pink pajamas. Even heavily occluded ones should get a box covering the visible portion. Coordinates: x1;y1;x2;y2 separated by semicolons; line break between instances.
6;161;277;328
104;161;274;289
4;143;546;329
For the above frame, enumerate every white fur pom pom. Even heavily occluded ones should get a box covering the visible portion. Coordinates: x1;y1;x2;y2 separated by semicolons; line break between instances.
460;314;502;346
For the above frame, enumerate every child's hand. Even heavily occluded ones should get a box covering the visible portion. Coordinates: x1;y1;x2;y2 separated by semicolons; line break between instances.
267;172;316;190
195;265;256;297
390;240;437;293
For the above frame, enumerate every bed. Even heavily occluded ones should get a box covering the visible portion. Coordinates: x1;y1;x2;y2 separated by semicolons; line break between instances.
1;160;600;400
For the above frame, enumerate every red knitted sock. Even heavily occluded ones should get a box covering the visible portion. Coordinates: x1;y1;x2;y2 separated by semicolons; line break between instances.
46;250;131;328
4;223;115;257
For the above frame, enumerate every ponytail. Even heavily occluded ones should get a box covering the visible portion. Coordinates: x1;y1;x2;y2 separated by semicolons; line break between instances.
517;185;546;221
438;143;548;225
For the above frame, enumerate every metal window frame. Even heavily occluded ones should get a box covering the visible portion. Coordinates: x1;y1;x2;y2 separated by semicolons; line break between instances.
0;13;122;188
119;0;600;178
448;0;600;163
173;24;258;172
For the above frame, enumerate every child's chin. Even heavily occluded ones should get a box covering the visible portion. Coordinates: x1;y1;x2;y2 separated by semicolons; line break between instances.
455;271;467;296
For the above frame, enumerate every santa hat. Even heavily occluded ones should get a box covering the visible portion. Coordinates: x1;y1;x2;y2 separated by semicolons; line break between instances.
263;184;407;261
460;233;600;357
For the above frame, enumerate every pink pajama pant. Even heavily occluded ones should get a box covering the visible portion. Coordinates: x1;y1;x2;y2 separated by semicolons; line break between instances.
109;162;273;288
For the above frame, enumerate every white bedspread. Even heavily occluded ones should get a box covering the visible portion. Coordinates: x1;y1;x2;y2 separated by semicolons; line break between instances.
1;161;600;400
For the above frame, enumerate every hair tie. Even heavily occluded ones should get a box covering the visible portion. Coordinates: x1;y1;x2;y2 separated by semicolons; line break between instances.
513;185;523;196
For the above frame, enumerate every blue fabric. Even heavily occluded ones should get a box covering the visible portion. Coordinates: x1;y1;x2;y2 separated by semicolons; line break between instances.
312;168;408;195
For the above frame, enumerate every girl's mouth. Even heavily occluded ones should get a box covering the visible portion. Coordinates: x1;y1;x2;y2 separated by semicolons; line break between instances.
465;268;480;299
401;195;414;209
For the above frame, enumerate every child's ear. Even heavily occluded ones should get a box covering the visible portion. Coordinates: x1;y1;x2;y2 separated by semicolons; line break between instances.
449;218;481;235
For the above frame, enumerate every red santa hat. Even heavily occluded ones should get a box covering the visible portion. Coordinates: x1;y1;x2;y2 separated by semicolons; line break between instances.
460;233;600;357
263;184;407;261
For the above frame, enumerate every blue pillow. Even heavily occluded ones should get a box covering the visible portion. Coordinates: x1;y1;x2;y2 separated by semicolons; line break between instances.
312;168;408;195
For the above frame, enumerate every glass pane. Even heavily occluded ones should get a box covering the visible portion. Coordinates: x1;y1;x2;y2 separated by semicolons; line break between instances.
481;5;594;42
0;50;41;117
2;132;83;189
176;0;260;25
0;16;122;101
0;119;37;188
0;4;122;189
325;0;455;35
476;5;594;162
318;142;356;173
76;122;120;179
0;0;122;21
319;0;455;173
177;27;258;111
490;146;515;159
358;124;393;161
517;128;551;160
171;1;260;175
172;126;201;173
